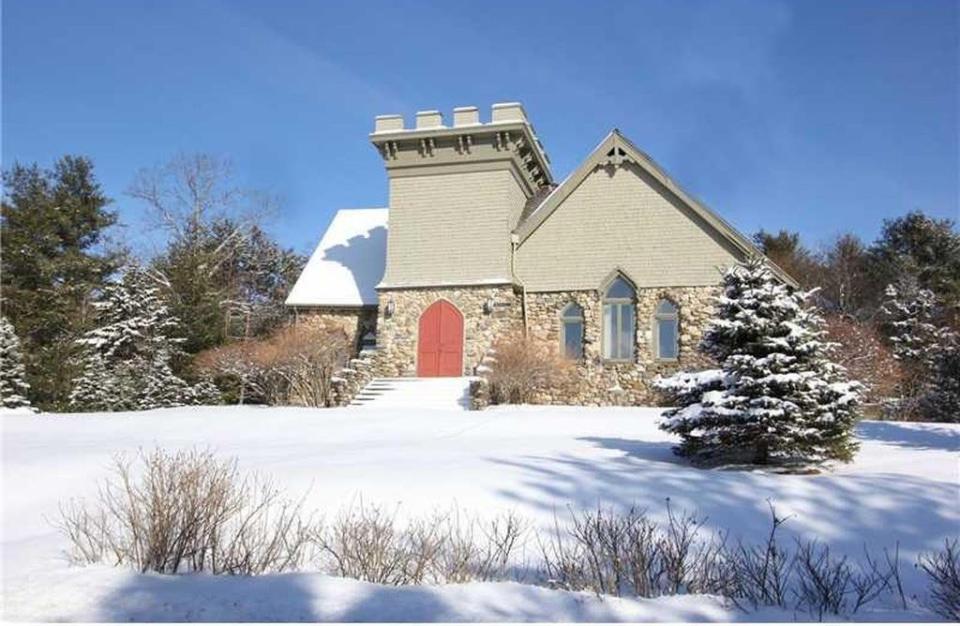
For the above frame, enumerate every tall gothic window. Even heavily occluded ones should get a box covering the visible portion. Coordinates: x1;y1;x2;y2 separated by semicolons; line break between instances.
559;302;584;360
603;276;635;360
654;299;679;360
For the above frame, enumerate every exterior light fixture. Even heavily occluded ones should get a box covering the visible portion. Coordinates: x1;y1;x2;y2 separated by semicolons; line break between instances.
483;298;495;315
384;300;396;318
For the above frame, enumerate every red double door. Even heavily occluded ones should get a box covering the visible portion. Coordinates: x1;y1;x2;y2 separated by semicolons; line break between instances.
417;300;463;377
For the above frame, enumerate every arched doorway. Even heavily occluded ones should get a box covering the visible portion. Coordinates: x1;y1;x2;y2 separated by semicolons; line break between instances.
417;300;464;377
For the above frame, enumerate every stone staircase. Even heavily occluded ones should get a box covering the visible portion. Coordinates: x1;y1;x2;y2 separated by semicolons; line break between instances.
350;377;473;411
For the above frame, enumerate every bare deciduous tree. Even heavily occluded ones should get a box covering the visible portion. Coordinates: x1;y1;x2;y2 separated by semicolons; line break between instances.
127;154;301;352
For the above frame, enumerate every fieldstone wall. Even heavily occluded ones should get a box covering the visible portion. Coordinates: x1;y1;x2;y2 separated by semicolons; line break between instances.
290;286;719;407
293;306;378;355
523;286;720;405
375;285;522;376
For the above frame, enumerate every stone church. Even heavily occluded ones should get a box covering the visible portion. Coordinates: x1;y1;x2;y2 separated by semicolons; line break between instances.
286;103;792;404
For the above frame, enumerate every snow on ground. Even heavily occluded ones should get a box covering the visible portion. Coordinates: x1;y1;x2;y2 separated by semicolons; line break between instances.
2;405;958;622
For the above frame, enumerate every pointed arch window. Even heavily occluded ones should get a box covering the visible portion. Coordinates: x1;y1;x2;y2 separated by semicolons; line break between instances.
603;276;635;361
654;299;679;360
559;302;584;360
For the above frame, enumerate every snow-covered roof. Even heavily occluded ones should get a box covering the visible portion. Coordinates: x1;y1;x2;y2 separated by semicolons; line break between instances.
285;208;388;307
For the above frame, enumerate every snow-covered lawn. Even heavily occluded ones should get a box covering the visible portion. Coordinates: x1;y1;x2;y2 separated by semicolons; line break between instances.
2;405;957;622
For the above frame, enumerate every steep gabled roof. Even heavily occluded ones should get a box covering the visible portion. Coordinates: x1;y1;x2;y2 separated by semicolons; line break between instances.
285;208;388;307
514;130;797;287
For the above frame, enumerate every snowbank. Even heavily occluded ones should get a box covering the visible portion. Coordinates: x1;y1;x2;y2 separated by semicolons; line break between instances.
2;405;956;621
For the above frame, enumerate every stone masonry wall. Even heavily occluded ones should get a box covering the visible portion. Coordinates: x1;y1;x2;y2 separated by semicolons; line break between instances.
375;285;522;377
524;286;719;405
293;306;378;356
291;286;718;406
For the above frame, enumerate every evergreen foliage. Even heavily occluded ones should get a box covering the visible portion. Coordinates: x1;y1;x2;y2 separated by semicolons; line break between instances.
69;265;220;411
656;258;862;465
881;280;959;420
919;333;960;422
127;155;303;354
152;218;304;353
869;211;960;307
752;229;820;289
1;156;123;409
0;316;34;410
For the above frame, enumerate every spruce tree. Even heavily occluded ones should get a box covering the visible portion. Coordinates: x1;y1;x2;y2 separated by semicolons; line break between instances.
656;257;862;465
69;265;219;411
920;332;960;422
0;316;34;411
882;280;960;421
880;280;941;405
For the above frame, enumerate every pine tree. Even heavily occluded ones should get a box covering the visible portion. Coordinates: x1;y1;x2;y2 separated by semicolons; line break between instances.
1;156;123;409
656;257;862;465
869;211;960;307
69;265;220;411
0;316;34;411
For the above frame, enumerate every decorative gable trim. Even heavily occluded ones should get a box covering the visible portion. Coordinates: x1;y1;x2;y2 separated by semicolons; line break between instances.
514;130;798;287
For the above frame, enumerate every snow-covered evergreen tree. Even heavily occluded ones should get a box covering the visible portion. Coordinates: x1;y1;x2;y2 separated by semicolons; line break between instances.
919;330;960;422
879;279;957;421
0;315;34;411
655;257;862;465
69;265;220;411
881;280;939;365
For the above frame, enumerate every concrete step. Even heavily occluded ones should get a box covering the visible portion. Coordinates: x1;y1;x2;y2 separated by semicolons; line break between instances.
349;377;473;411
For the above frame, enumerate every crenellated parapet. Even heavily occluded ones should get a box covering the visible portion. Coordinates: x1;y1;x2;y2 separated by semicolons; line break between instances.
369;102;553;195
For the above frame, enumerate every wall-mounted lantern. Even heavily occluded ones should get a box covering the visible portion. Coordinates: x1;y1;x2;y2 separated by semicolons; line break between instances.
483;298;495;315
384;300;396;318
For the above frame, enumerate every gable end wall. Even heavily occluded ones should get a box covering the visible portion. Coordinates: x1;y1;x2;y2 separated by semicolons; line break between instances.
516;163;744;291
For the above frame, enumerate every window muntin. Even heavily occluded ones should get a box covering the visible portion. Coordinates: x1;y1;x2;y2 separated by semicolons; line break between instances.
603;277;635;360
559;302;584;360
655;299;679;360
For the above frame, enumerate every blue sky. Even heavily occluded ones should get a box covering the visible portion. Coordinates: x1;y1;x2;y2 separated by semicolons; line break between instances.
3;0;957;256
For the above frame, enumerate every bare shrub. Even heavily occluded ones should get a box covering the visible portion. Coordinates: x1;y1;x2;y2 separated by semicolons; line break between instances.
59;478;935;618
56;448;311;575
193;342;265;404
727;503;793;610
314;501;527;585
486;331;574;405
257;323;351;407
195;323;350;407
919;538;960;620
438;509;527;583
539;513;593;592
849;548;898;613
317;500;410;584
538;503;720;599
537;500;906;619
791;538;899;619
823;314;902;406
793;540;854;619
659;500;710;594
57;501;114;565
